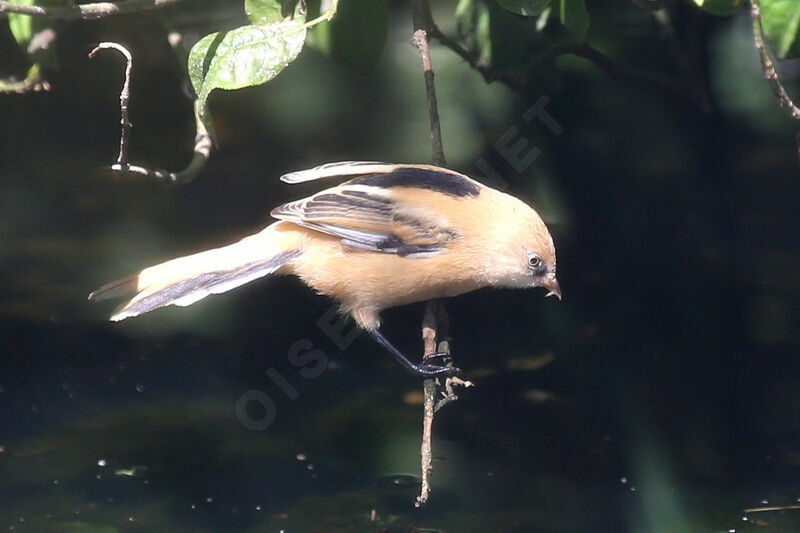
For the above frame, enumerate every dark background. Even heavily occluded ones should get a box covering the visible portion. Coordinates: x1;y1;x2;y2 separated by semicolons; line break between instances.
1;1;800;531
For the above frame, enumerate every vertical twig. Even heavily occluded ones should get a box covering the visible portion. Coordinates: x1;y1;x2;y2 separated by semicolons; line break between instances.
411;28;445;167
411;0;472;508
89;42;132;169
89;41;212;184
418;302;440;505
412;4;444;507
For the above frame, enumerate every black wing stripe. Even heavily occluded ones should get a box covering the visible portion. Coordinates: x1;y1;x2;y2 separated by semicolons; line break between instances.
375;235;443;256
307;194;393;213
271;182;460;258
340;189;393;204
349;168;480;197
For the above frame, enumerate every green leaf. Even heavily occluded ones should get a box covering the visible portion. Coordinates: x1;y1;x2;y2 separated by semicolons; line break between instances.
558;0;589;41
188;1;307;135
692;0;745;17
7;0;35;48
245;0;298;25
497;0;552;17
760;0;800;59
6;0;61;70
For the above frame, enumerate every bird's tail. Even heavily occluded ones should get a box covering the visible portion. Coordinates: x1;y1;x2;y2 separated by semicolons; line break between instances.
89;222;303;321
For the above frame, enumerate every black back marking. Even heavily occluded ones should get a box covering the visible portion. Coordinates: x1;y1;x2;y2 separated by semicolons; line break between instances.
376;234;442;256
350;167;480;197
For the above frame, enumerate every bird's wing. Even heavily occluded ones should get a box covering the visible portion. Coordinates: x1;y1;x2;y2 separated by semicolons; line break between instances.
271;182;461;258
279;162;482;199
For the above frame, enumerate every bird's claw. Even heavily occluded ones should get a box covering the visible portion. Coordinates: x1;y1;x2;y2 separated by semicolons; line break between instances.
423;351;452;365
415;361;464;379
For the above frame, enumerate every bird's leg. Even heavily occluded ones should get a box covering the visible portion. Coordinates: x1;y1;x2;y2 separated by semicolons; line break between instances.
368;329;462;378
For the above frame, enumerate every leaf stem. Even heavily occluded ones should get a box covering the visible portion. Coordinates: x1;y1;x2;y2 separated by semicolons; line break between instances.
300;0;338;31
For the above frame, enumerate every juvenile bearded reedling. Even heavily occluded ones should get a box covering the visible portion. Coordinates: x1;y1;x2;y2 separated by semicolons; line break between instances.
89;162;560;377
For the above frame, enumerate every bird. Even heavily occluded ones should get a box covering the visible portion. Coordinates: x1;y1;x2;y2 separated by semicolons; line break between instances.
89;162;560;378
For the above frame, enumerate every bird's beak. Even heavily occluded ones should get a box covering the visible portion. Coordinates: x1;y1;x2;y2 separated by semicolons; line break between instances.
543;275;561;300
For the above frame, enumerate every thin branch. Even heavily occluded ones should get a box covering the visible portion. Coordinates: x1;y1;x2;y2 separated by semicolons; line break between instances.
411;29;446;167
526;41;710;110
427;24;525;91
0;64;50;93
750;0;800;120
417;301;441;508
412;0;444;508
90;43;132;167
0;0;180;20
411;0;472;508
429;24;709;110
108;109;211;184
89;41;211;184
416;301;466;507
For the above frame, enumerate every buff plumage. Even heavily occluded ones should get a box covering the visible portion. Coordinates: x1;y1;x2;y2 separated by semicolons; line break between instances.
90;162;559;377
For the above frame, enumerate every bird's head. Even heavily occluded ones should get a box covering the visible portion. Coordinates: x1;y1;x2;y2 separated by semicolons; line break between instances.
483;194;560;300
524;244;560;300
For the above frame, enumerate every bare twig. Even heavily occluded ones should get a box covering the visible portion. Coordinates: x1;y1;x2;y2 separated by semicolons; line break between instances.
0;64;50;93
417;301;441;507
412;29;445;167
413;14;444;508
89;43;132;168
750;0;800;120
427;24;525;91
89;42;211;184
409;1;444;159
412;1;444;507
411;0;472;508
429;23;709;110
530;42;709;110
416;300;464;507
107;110;211;184
0;0;179;20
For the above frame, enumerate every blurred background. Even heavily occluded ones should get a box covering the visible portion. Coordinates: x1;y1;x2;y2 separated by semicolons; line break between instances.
1;0;800;531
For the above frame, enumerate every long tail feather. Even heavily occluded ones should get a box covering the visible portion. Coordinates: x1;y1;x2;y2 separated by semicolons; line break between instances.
89;222;302;322
89;274;139;302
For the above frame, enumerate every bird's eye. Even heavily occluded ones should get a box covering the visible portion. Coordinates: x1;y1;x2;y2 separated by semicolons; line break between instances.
528;254;542;269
